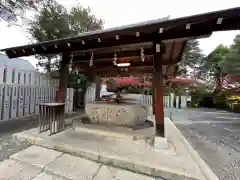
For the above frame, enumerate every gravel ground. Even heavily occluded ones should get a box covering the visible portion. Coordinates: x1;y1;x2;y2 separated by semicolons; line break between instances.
166;108;240;180
177;123;240;180
0;135;31;161
0;110;84;163
0;117;38;162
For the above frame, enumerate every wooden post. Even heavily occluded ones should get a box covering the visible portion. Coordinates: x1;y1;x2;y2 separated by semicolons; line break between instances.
58;53;70;103
152;75;156;115
153;43;165;137
95;75;101;101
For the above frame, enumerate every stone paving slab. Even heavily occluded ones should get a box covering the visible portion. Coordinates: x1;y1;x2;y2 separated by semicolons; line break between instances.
32;172;69;180
12;128;205;180
0;159;41;180
11;116;216;180
45;153;101;180
10;145;63;169
93;165;156;180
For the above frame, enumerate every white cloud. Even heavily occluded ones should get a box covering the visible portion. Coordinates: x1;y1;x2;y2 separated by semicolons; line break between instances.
0;0;239;65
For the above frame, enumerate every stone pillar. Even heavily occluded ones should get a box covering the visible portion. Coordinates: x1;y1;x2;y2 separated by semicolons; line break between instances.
176;96;179;108
95;75;101;101
167;96;170;107
168;96;171;107
58;53;70;103
181;96;187;108
170;93;174;108
165;96;167;107
153;43;165;137
164;96;167;107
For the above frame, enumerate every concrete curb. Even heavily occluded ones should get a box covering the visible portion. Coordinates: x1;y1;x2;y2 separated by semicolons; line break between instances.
166;118;219;180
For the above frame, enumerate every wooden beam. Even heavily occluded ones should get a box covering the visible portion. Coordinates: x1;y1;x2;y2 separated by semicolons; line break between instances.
72;48;154;62
72;40;184;66
74;58;183;66
85;65;152;73
73;42;153;55
73;56;151;64
74;57;153;69
73;55;183;67
86;66;153;76
95;75;101;101
6;33;155;58
75;64;178;78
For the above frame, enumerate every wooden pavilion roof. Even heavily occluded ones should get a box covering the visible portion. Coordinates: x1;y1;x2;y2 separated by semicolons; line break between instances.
73;39;185;77
1;7;240;77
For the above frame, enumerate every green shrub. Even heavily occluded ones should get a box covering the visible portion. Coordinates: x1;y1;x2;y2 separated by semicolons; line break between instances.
212;94;229;110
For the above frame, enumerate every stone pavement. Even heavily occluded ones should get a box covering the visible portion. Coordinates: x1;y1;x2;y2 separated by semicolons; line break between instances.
0;145;160;180
10;117;213;180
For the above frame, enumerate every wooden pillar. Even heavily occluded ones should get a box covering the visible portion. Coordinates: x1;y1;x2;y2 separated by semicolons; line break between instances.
152;75;156;115
95;75;101;101
153;43;165;137
58;53;70;103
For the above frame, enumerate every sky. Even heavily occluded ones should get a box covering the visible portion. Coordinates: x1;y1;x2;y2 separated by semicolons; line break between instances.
0;0;240;67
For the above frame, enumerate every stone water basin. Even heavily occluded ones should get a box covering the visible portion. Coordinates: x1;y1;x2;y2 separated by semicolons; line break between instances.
85;101;146;128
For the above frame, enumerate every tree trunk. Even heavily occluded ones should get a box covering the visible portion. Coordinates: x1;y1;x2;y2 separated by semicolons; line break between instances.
46;56;51;73
213;73;222;95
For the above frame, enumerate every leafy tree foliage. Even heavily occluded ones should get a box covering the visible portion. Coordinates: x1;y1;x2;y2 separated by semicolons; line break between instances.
201;44;229;93
221;34;240;76
0;0;40;24
69;6;103;35
178;40;204;78
27;0;70;72
190;34;240;110
27;0;103;72
27;0;103;94
68;73;94;90
199;34;240;94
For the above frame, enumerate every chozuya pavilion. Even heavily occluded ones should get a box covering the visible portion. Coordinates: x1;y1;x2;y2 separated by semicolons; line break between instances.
1;7;240;179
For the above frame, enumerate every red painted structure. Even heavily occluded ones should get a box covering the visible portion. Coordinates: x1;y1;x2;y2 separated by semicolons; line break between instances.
104;76;196;88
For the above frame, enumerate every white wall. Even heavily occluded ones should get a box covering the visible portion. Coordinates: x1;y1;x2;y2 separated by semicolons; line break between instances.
0;66;74;121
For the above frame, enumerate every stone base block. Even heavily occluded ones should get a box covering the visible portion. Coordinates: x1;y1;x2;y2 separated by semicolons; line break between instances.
74;123;155;141
154;136;169;150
